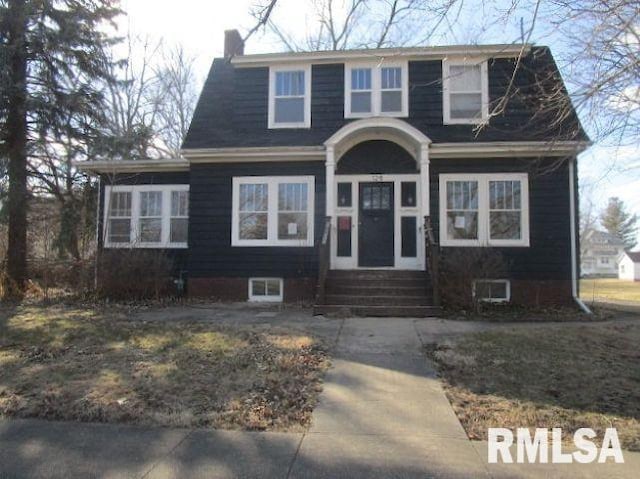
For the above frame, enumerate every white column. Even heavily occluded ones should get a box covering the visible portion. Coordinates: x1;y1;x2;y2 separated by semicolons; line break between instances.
325;146;336;219
419;143;430;217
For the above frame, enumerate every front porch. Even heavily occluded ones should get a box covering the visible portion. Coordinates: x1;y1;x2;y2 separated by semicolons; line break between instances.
315;118;440;317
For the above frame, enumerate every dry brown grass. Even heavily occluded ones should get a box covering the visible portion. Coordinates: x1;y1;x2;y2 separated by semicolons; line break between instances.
0;304;329;431
426;321;640;451
581;278;640;303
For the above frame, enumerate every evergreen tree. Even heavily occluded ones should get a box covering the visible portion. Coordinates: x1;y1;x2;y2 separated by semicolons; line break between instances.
0;0;121;298
600;197;638;250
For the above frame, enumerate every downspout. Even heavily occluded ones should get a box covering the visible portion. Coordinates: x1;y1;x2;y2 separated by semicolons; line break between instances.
94;175;101;291
569;158;591;314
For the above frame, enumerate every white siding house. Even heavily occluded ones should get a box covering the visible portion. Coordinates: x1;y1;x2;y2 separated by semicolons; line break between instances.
618;252;640;281
581;230;625;277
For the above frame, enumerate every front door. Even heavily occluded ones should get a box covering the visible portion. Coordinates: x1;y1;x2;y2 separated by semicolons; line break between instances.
358;182;394;267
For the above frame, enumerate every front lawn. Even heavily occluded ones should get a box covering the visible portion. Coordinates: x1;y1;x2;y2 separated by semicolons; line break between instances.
581;278;640;303
426;321;640;450
0;304;329;431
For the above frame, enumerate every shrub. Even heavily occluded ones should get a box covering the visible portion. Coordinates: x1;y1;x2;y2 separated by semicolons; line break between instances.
97;250;174;300
439;248;508;311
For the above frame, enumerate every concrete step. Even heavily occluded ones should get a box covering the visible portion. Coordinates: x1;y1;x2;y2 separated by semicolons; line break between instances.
325;294;433;306
327;269;427;280
313;304;442;318
329;278;429;288
325;285;430;296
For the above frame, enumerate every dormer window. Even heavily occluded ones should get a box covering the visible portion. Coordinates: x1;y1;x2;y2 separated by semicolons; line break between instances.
442;59;489;124
268;65;311;128
345;61;408;118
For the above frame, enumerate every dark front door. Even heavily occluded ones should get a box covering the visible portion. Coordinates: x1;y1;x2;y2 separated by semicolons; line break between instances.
359;182;394;267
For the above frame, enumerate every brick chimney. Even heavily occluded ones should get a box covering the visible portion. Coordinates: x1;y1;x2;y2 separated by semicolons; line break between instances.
224;29;244;58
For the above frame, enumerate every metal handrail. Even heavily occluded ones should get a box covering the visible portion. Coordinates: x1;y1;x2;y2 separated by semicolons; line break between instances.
424;216;441;307
315;216;332;305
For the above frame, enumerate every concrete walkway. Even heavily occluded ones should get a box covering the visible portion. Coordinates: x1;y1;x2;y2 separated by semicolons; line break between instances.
1;316;639;478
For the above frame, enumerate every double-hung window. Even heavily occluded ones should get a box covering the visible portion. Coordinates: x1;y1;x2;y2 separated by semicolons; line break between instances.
139;191;163;243
170;190;189;244
107;191;132;244
439;174;529;247
232;176;315;246
442;59;489;124
345;61;408;117
104;185;189;248
269;66;311;128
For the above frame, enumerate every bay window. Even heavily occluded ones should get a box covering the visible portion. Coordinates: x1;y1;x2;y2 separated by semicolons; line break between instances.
232;176;315;246
104;185;189;248
439;174;529;247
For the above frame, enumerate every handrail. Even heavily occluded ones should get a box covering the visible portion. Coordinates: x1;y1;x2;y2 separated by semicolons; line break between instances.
424;216;441;307
315;216;332;305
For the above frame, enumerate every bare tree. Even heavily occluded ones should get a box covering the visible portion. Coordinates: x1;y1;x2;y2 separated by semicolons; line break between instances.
153;45;199;157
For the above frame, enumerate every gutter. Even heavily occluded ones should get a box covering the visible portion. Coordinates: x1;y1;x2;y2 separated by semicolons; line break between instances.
569;158;592;314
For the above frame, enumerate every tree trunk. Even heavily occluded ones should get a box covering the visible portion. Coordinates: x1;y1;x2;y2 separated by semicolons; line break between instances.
3;0;29;300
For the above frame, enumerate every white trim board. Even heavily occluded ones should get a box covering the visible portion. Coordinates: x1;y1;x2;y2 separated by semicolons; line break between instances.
231;44;531;67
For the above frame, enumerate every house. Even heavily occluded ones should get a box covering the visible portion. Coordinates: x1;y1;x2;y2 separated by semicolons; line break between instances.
618;251;640;281
79;30;590;315
581;229;625;277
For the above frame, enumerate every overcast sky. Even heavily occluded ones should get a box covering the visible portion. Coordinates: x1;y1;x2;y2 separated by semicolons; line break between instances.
120;0;640;240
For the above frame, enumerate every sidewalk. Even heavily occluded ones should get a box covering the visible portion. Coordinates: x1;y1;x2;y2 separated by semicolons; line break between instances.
1;316;639;478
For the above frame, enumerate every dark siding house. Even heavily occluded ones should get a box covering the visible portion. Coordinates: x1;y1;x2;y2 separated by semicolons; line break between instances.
80;30;589;315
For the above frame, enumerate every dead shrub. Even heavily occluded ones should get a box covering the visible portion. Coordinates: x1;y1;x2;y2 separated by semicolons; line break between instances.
439;248;508;311
97;250;173;300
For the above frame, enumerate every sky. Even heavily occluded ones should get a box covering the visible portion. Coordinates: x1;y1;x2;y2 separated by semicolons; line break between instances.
119;0;640;239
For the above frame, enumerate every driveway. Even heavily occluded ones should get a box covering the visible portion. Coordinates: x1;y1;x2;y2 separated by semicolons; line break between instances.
1;313;638;478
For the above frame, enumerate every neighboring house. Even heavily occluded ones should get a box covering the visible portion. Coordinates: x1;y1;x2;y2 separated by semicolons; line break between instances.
581;229;625;277
618;251;640;281
79;30;590;315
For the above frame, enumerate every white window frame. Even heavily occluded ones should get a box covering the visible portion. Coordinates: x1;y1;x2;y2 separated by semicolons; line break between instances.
473;279;511;303
268;65;312;129
248;277;283;302
231;176;315;247
170;190;189;244
104;184;189;248
439;173;529;247
345;61;409;118
442;58;489;125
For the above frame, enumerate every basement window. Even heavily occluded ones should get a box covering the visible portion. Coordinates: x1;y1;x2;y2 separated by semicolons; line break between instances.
473;279;510;303
249;278;283;302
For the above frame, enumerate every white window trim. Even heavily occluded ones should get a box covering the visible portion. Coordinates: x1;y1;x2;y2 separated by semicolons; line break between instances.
268;65;312;129
473;279;511;303
248;277;283;302
442;58;489;125
231;175;315;247
104;184;189;249
439;173;529;247
344;61;409;118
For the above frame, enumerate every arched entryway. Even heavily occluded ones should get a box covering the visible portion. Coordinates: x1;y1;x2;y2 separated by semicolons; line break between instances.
324;118;431;270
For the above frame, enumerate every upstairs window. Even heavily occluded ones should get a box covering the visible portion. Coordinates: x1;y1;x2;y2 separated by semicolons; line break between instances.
269;66;311;128
443;59;489;124
104;185;189;248
345;62;408;118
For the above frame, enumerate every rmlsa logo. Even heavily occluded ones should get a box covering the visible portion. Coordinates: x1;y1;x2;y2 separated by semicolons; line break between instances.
488;428;624;464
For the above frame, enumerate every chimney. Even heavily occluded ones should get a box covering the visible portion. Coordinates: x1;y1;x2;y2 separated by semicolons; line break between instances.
224;29;244;58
